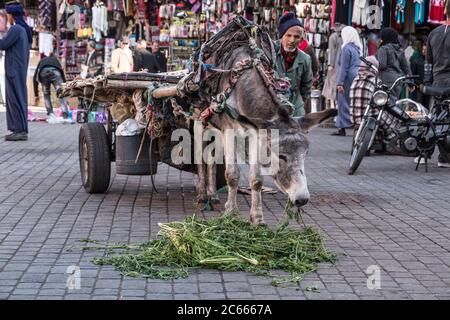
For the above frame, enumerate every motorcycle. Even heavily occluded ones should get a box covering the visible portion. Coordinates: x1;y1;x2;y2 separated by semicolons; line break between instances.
348;57;450;175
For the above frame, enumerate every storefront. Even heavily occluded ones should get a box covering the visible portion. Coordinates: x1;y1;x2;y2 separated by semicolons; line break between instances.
1;0;449;110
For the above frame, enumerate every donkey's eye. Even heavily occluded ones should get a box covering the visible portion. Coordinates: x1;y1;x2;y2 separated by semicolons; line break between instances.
279;155;287;162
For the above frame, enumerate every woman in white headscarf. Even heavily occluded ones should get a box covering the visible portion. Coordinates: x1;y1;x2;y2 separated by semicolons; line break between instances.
333;26;361;136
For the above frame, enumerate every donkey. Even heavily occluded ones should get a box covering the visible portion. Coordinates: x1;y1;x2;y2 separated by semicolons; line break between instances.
153;28;336;225
196;45;336;225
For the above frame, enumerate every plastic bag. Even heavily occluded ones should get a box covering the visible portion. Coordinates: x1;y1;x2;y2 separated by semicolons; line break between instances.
115;118;143;136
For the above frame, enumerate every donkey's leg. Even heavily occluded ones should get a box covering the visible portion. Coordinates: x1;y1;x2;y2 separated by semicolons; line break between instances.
224;163;239;214
207;163;220;209
196;163;208;205
249;163;265;226
223;130;239;214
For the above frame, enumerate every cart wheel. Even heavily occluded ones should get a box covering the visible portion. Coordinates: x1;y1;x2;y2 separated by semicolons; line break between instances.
79;123;111;193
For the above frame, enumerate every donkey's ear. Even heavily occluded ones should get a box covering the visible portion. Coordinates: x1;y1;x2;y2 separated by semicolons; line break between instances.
294;109;337;133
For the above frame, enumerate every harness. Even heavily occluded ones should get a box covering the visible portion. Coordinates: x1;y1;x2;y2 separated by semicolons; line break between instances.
194;19;293;127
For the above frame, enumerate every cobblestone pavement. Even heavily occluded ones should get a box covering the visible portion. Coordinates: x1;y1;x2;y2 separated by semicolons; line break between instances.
0;112;449;300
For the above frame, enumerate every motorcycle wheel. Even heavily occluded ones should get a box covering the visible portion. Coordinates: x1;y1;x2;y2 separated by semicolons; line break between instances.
349;118;376;175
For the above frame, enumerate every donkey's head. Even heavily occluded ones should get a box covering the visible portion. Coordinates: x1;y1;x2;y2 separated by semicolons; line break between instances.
269;109;337;207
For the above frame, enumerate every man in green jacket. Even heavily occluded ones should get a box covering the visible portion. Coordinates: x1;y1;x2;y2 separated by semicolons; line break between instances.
275;12;313;116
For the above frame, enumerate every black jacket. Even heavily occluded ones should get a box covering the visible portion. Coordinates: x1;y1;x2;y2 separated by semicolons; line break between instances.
426;24;450;84
133;48;159;73
153;51;167;72
33;56;65;97
410;53;425;84
84;50;103;78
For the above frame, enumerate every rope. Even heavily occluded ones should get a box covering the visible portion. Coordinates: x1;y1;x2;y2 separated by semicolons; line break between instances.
149;136;158;193
202;185;228;211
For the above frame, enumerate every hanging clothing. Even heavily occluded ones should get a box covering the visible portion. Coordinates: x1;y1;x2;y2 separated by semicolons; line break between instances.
39;32;53;57
382;0;392;28
134;21;145;41
395;0;406;24
113;11;127;42
429;0;446;24
322;26;343;101
403;0;416;34
39;0;53;29
333;0;351;25
0;25;30;134
352;0;370;26
92;3;108;41
414;0;426;24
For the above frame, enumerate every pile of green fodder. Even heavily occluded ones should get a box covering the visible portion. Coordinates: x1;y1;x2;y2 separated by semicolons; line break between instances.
83;213;336;286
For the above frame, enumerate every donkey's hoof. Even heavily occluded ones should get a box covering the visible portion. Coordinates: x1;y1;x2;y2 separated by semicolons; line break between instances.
250;216;266;227
224;205;239;216
197;195;208;204
206;196;219;211
210;196;221;205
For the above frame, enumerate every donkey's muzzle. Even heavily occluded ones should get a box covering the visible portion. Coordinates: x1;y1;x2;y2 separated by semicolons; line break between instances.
294;197;309;207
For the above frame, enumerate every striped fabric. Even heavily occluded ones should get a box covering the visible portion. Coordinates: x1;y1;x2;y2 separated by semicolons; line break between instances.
39;0;53;28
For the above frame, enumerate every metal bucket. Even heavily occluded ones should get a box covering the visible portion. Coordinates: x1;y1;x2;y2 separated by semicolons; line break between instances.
310;90;322;113
115;134;157;175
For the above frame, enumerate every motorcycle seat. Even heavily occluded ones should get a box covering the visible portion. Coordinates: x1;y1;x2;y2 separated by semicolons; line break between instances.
423;85;450;97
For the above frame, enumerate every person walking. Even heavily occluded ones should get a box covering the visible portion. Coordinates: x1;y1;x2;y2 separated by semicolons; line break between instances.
111;36;133;73
33;53;71;121
334;26;361;136
376;28;411;102
274;12;313;117
133;40;158;72
0;1;32;141
423;4;450;168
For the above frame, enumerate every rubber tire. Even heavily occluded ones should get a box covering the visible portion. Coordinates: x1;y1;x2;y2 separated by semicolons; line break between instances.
349;122;374;175
79;123;111;193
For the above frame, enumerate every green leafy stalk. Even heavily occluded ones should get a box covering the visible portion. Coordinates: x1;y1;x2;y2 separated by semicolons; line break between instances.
80;213;336;286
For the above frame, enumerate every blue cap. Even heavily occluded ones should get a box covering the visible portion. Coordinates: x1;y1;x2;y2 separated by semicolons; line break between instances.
278;12;303;38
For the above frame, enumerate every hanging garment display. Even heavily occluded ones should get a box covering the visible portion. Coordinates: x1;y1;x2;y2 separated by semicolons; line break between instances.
39;0;53;29
39;32;54;56
107;0;123;11
395;0;406;24
403;0;416;34
333;0;350;25
428;0;446;24
112;11;127;41
414;0;426;24
147;0;158;26
352;0;370;26
92;1;108;41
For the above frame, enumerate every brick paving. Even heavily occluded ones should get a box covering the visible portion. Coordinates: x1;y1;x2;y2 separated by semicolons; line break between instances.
0;111;449;300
